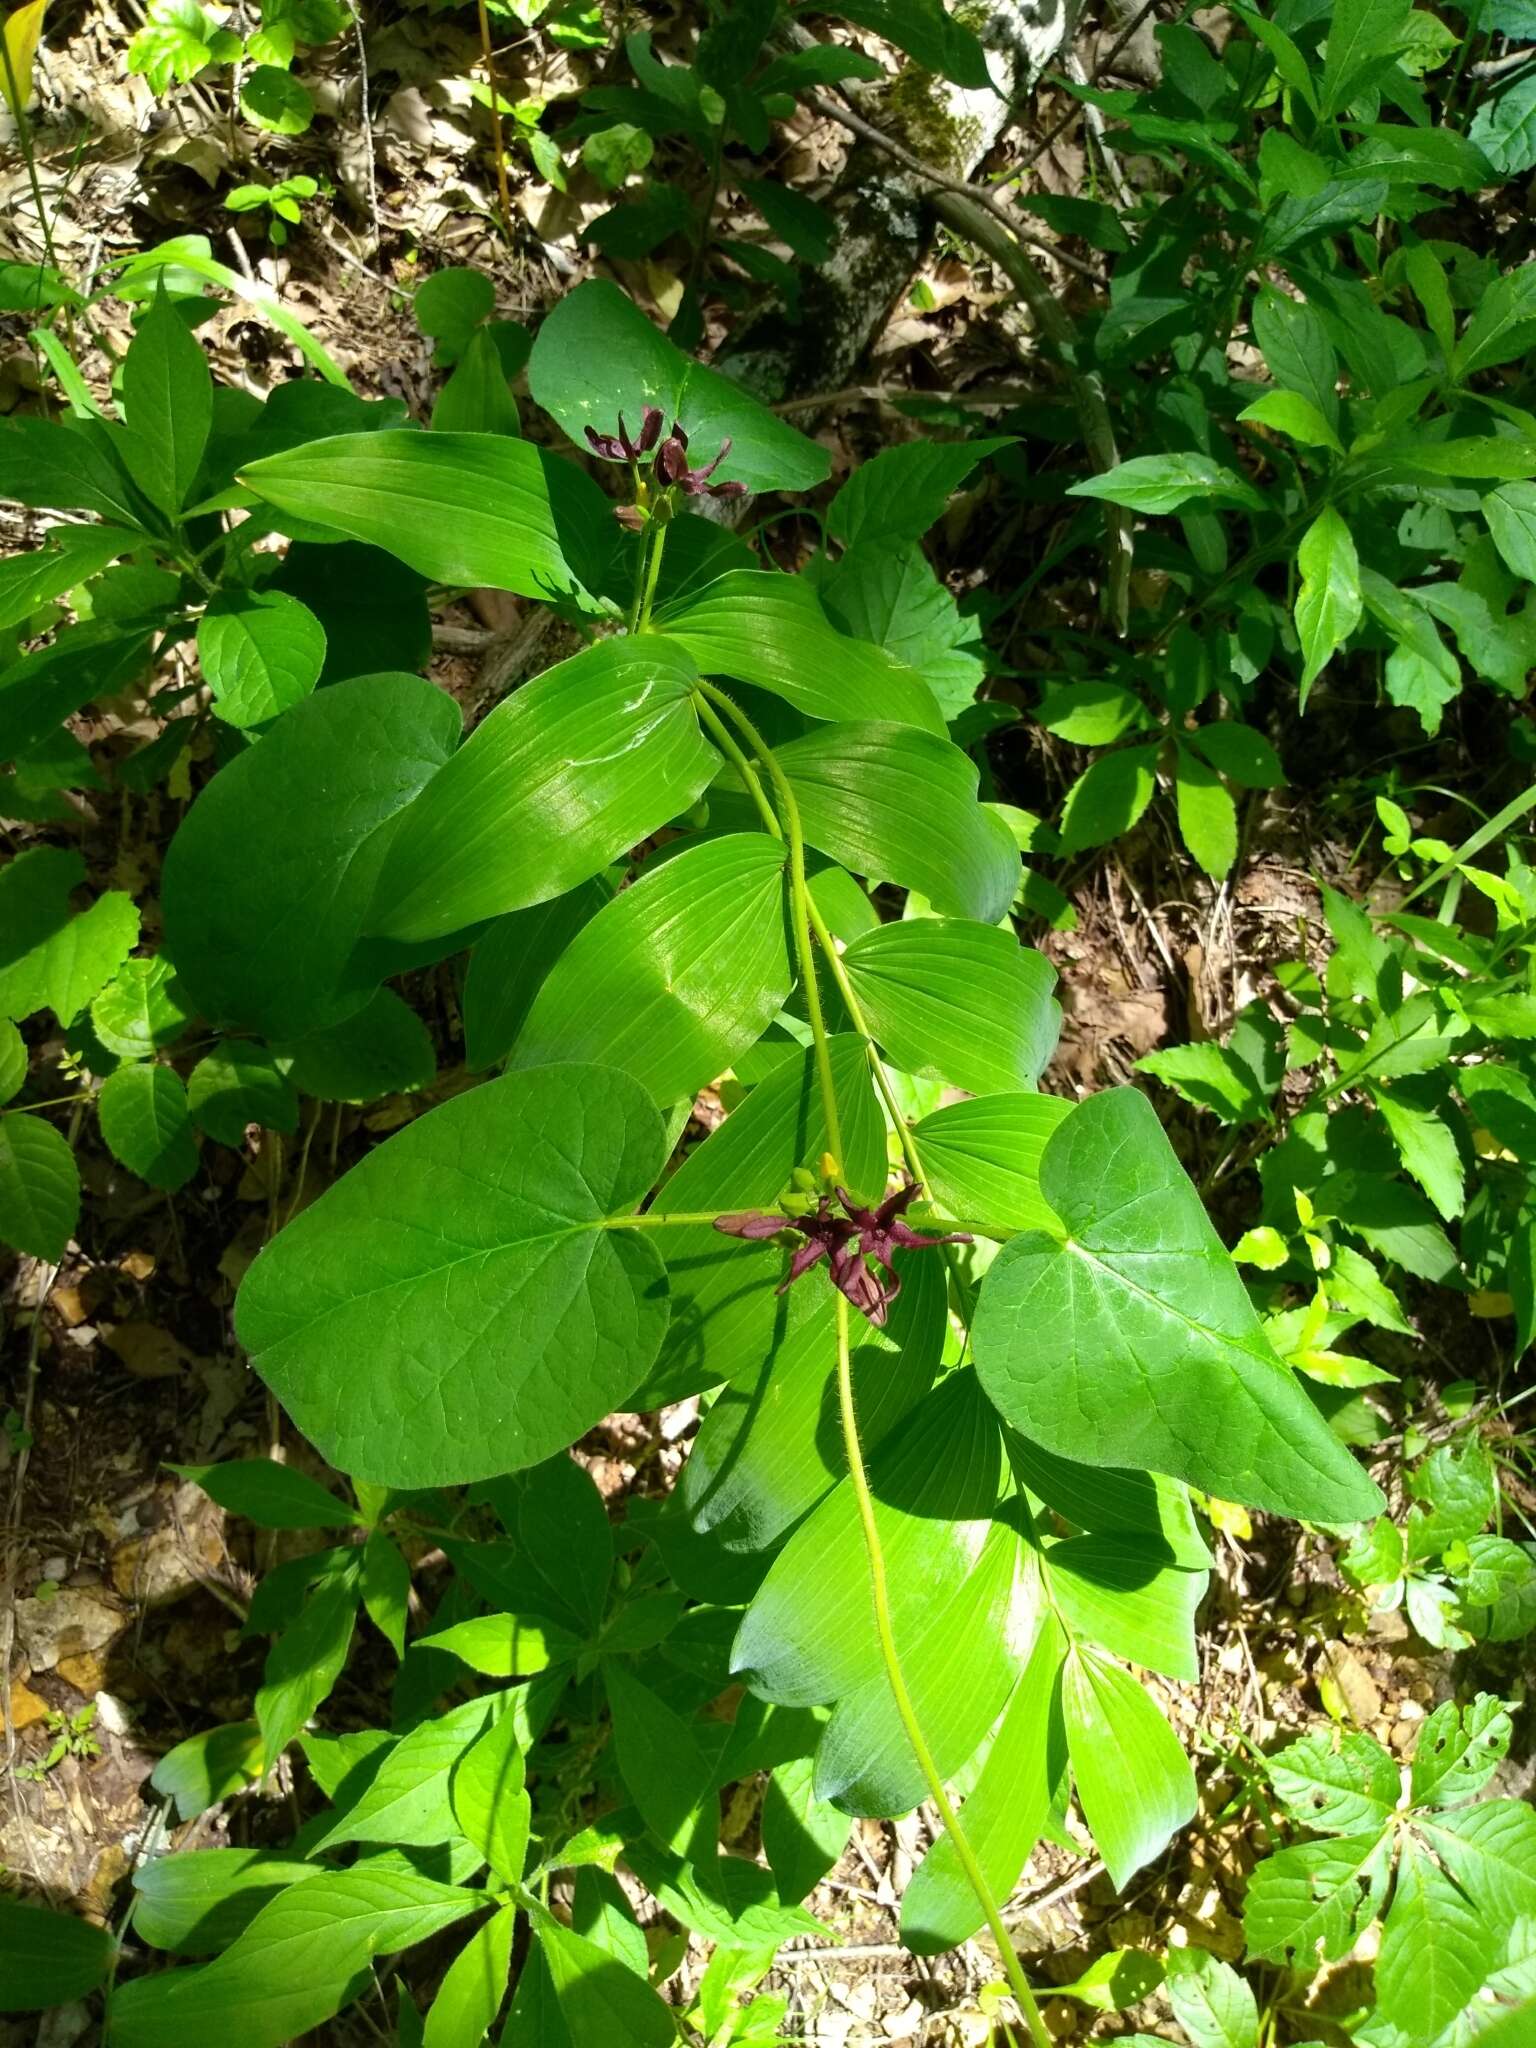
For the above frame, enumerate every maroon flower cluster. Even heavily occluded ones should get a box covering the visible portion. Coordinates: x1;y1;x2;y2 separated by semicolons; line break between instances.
584;405;747;505
714;1178;970;1328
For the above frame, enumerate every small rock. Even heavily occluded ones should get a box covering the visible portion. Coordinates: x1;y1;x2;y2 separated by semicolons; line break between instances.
56;1651;108;1695
8;1678;49;1730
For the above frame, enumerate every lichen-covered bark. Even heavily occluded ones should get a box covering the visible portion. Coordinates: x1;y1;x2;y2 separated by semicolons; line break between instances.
717;0;1079;402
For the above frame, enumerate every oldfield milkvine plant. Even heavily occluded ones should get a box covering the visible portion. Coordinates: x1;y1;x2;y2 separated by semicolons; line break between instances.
0;261;1392;2041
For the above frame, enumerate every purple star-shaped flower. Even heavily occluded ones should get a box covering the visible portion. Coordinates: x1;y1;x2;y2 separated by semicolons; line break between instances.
584;406;664;462
714;1178;969;1328
653;423;749;499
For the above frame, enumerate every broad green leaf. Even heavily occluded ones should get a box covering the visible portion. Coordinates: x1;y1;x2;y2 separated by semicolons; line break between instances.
1419;1799;1536;1926
910;1092;1074;1233
150;1721;263;1822
656;572;944;733
515;1452;613;1632
1244;1832;1392;1966
431;326;521;436
452;1713;531;1884
315;1694;499;1852
424;1906;515;2048
1009;1433;1211;1570
1035;680;1148;746
174;1458;359;1530
1412;1706;1511;1827
1468;76;1536;182
370;638;717;943
1046;1532;1206;1680
240;430;616;610
1453;261;1536;380
528;278;828;495
533;1905;676;2048
733;1372;1020;1817
91;956;192;1060
187;1043;299;1143
817;540;985;720
1174;742;1239;878
463;883;609;1072
605;1660;716;1851
1251;287;1339;427
0;415;148;525
109;1868;482;2048
1267;1728;1399;1834
1062;1647;1196;1888
254;1574;357;1765
819;0;989;83
1137;1043;1270;1124
132;1849;321;1957
682;1251;944;1552
162;671;462;1040
97;1062;199;1190
635;1037;886;1405
197;590;327;728
840;918;1060;1095
1370;1084;1464;1219
0;1019;24;1105
1058;744;1160;854
0;624;153;769
0;1897;113;2012
1164;1946;1259;2048
511;834;790;1103
119;285;213;516
1321;0;1413;114
1379;1838;1502;2039
236;1065;672;1486
1484;482;1536;582
276;987;435;1103
1186;721;1284;790
1295;507;1362;703
0;524;140;633
971;1087;1384;1522
1067;453;1266;514
773;721;1019;924
241;63;314;133
0;885;138;1028
902;1617;1067;1954
421;1606;581;1677
1237;388;1343;453
360;1529;411;1657
825;436;1013;549
762;1752;853;1904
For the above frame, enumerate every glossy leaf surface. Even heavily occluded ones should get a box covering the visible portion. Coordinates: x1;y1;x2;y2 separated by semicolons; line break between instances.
236;1066;671;1486
370;638;717;942
972;1088;1383;1522
841;918;1060;1094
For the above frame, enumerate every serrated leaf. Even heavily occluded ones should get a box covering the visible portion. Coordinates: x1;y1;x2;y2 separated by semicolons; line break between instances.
119;284;212;516
423;1906;515;2048
198;590;326;729
314;1694;499;1853
235;1065;672;1487
1058;745;1160;854
1371;1084;1465;1220
1244;1832;1392;1967
1174;742;1239;878
533;1905;676;2048
1295;507;1362;703
1411;1695;1515;1807
826;436;1012;549
97;1062;199;1190
1136;1043;1270;1124
451;1712;530;1884
1268;1727;1399;1833
1379;1838;1502;2039
1164;1946;1259;2048
972;1088;1383;1522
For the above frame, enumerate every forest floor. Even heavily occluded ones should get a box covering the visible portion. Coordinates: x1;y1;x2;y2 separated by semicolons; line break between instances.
2;5;1530;2044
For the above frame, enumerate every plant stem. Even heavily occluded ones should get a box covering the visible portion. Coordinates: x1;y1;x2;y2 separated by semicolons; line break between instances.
833;1293;1052;2048
693;676;843;1170
474;0;514;239
691;691;782;841
693;677;1042;2036
634;517;669;634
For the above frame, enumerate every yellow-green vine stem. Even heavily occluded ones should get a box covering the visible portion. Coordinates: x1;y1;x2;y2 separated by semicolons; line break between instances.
633;516;670;636
692;675;843;1170
834;1293;1052;2048
689;676;1050;2040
